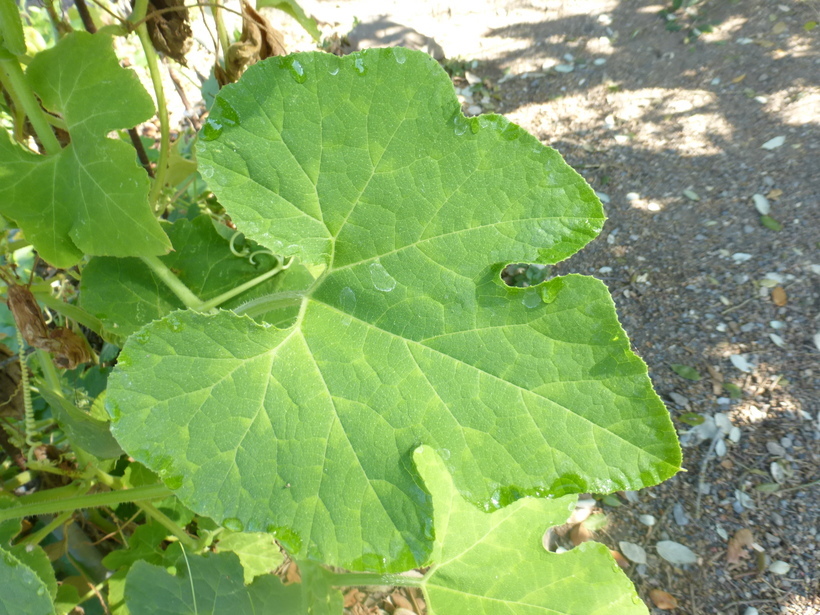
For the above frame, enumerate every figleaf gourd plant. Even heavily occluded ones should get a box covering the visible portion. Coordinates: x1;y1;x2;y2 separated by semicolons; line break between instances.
0;5;681;612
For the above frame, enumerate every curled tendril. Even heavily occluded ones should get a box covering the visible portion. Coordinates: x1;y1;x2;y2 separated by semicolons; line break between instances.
229;231;250;257
248;249;275;265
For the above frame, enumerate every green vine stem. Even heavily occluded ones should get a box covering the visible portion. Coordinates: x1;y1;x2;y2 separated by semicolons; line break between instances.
0;52;62;154
20;509;76;546
138;500;197;550
140;255;204;309
0;482;173;522
32;291;112;343
323;571;426;589
210;0;231;63
232;290;306;318
197;256;294;311
131;0;170;212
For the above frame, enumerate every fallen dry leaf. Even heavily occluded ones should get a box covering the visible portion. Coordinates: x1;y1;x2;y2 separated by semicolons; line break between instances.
610;549;630;570
649;589;678;610
766;188;783;200
727;528;755;564
705;364;724;395
390;591;414;611
344;589;364;608
285;560;301;584
771;286;787;306
731;74;746;84
570;522;593;545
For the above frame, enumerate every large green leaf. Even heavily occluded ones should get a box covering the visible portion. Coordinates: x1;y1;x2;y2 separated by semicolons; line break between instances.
0;546;55;615
108;49;680;571
0;31;170;267
80;215;314;338
416;446;648;614
124;550;337;614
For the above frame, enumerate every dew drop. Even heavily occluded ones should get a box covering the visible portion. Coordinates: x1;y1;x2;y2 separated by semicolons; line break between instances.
393;46;407;64
339;286;357;313
36;587;45;596
279;55;307;83
369;262;397;292
215;97;240;127
200;164;214;179
522;290;541;308
453;116;467;136
201;118;223;141
107;400;122;421
329;65;339;76
165;475;184;490
439;448;451;460
469;117;481;134
353;57;366;75
223;517;245;532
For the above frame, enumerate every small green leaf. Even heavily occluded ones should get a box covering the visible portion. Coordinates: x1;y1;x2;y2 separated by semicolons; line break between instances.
37;384;123;459
722;382;742;399
0;546;56;615
760;215;782;231
102;524;172;571
583;512;609;531
755;482;780;494
216;532;284;584
417;448;648;614
0;32;170;267
124;550;333;614
0;0;27;55
677;412;705;426
805;21;818;32
670;363;701;381
682;189;699;201
256;0;321;41
600;494;622;508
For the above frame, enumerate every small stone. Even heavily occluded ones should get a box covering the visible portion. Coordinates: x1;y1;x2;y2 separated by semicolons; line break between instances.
593;58;607;66
673;503;690;526
639;514;656;526
669;392;690;407
466;105;482;116
766;441;786;456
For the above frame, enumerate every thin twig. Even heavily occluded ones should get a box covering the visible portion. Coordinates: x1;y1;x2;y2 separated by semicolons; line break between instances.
73;0;97;33
695;433;721;519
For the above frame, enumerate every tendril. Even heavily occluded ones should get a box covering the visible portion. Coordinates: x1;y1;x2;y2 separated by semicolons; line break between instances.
229;231;250;257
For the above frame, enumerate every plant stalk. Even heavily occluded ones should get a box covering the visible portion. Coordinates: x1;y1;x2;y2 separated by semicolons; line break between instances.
198;260;294;311
138;500;197;550
0;483;173;521
140;255;204;309
132;0;170;212
0;55;62;154
324;571;426;588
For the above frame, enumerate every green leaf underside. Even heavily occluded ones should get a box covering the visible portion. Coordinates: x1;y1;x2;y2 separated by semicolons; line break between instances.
124;550;303;615
80;216;315;338
216;532;285;584
417;447;648;614
0;31;170;267
108;49;680;572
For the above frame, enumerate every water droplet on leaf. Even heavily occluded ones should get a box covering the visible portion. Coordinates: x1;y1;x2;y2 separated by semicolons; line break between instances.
353;57;366;75
223;517;245;532
215;97;240;126
165;475;183;490
201;118;223;141
280;56;307;83
329;65;339;76
393;46;407;64
339;287;357;313
369;262;397;292
522;290;541;308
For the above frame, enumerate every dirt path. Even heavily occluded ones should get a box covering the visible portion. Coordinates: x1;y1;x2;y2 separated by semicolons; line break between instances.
299;1;820;613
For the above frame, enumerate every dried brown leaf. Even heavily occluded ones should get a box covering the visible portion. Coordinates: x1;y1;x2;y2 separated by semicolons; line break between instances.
143;0;192;65
390;592;414;611
649;589;678;610
766;188;783;200
569;522;593;546
771;286;787;306
284;560;301;584
727;528;754;564
220;1;286;85
705;364;724;395
610;549;630;570
343;589;364;608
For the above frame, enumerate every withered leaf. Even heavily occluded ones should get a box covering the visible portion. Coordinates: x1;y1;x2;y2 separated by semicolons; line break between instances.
649;589;678;610
3;279;91;369
140;0;192;65
727;528;755;564
220;1;286;86
771;286;787;306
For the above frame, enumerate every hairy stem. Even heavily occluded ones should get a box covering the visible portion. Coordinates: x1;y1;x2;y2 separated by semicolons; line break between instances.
0;483;173;522
198;259;294;311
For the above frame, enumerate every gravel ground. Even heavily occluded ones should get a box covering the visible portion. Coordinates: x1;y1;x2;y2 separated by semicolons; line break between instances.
150;0;820;612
